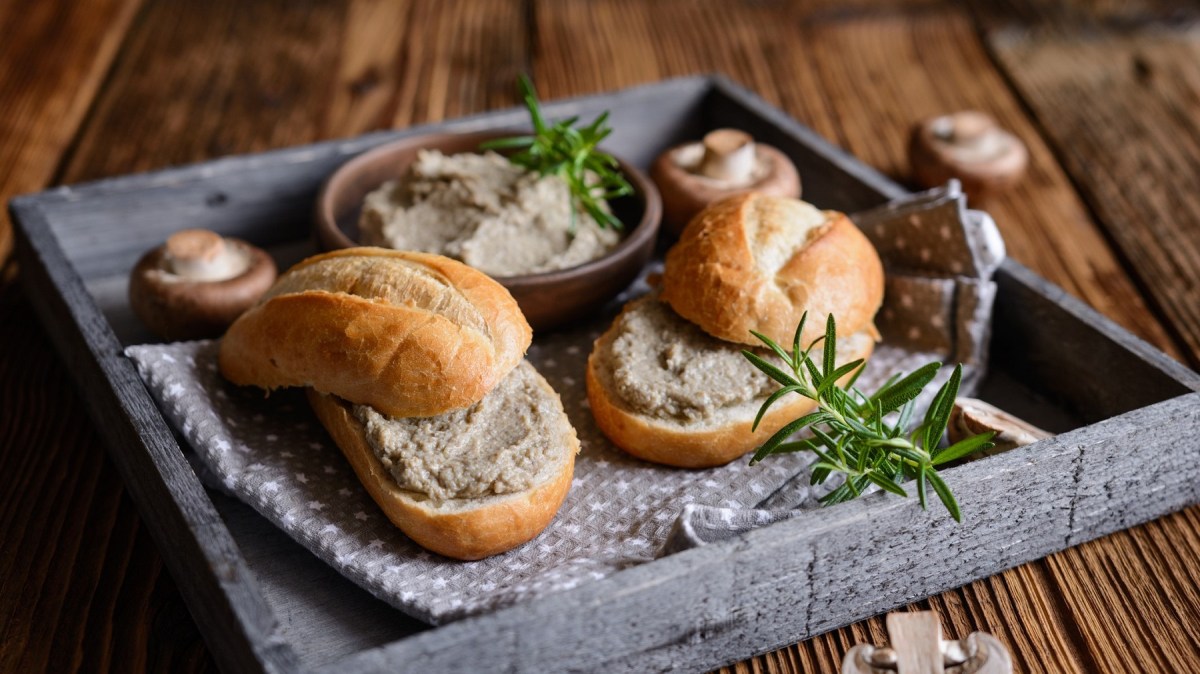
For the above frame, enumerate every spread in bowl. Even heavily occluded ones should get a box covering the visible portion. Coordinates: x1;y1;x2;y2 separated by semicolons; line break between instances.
359;149;620;277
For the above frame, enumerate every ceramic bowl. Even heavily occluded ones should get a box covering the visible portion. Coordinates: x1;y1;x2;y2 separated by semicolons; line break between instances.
315;130;661;331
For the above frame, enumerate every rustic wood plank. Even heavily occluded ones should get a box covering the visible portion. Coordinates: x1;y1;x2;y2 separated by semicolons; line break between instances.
0;0;216;671
977;7;1200;669
387;0;528;128
983;29;1200;367
0;0;141;278
61;0;347;183
1044;511;1200;674
0;296;215;674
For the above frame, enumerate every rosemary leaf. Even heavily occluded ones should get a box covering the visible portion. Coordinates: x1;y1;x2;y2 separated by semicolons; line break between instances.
933;431;997;466
743;312;995;520
822;314;837;379
481;75;633;232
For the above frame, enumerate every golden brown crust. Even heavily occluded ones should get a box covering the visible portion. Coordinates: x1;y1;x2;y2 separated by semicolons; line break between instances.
660;194;884;347
307;382;577;560
585;320;874;468
219;248;532;418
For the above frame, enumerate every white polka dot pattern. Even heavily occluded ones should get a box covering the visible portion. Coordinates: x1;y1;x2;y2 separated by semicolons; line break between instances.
125;329;952;625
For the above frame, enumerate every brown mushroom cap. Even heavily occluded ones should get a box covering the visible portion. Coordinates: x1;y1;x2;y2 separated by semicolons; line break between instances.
909;111;1028;201
947;397;1052;460
129;231;277;341
651;129;801;237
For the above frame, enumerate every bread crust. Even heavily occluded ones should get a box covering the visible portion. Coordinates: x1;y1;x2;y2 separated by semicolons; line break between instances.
307;375;577;560
219;248;531;418
660;194;884;347
586;308;875;468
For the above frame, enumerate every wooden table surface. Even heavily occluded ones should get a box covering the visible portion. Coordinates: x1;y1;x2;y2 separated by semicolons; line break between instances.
3;1;1199;671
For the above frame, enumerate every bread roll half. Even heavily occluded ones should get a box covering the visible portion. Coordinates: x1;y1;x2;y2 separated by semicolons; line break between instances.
220;248;532;418
308;362;578;560
586;296;874;468
661;193;884;347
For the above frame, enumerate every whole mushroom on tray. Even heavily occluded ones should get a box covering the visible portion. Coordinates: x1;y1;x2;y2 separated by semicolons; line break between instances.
651;128;801;236
128;229;277;341
909;111;1028;202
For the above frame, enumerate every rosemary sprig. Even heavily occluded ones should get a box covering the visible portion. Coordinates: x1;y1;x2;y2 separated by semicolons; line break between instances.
481;75;633;232
743;313;995;521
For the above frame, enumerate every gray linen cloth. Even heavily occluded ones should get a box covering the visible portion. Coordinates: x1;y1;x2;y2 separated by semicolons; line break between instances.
126;182;1001;624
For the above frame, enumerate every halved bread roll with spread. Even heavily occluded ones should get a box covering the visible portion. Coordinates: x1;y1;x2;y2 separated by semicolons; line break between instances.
661;193;884;346
586;295;874;468
308;362;577;560
220;248;577;559
589;194;885;468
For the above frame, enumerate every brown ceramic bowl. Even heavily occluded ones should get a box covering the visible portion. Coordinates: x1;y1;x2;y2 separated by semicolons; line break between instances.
315;130;662;331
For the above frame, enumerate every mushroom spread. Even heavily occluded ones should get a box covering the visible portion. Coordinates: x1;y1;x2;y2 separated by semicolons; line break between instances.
128;229;277;341
358;150;620;277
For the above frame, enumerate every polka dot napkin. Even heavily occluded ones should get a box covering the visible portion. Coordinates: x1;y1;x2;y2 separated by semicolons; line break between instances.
125;182;1001;624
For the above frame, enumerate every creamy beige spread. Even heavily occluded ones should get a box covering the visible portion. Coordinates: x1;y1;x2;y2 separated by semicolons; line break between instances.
353;362;560;502
359;150;621;277
606;298;777;422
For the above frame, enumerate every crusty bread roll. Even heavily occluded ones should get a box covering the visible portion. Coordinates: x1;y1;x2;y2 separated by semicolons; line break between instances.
219;248;532;418
308;361;578;560
661;193;884;347
586;296;874;468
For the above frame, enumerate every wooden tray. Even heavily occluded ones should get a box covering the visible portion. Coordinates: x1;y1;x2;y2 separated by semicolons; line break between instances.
11;75;1200;673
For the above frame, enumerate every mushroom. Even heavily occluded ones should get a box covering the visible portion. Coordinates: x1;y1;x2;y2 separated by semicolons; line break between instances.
947;397;1052;459
909;111;1028;201
128;229;277;341
651;128;801;237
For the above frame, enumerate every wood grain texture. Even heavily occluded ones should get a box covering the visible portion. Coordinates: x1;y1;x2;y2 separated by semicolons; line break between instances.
984;28;1200;367
976;7;1200;670
0;0;141;283
5;0;1200;672
0;296;215;674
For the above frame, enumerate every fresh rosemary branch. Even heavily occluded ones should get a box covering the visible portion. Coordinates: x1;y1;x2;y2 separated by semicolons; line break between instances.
481;75;633;232
742;313;995;521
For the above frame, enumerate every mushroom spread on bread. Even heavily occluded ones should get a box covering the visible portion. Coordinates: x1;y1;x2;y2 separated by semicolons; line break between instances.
219;248;579;560
587;194;885;468
128;229;277;341
651;129;801;236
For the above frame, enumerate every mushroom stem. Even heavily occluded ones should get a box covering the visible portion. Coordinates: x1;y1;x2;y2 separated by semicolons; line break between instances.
948;397;1052;457
164;229;248;281
699;129;756;182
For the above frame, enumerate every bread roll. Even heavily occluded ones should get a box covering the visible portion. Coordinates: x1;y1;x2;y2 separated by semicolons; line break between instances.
308;361;578;560
660;193;884;347
586;296;874;468
219;248;532;418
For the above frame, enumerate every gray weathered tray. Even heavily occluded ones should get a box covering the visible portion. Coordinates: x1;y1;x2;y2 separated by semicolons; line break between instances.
11;75;1200;673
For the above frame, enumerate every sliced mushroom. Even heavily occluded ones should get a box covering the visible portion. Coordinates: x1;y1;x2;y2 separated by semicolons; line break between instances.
129;229;277;341
651;128;801;237
909;111;1028;201
948;397;1052;459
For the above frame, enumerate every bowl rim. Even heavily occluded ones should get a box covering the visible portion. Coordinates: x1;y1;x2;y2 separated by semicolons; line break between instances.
314;129;663;287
